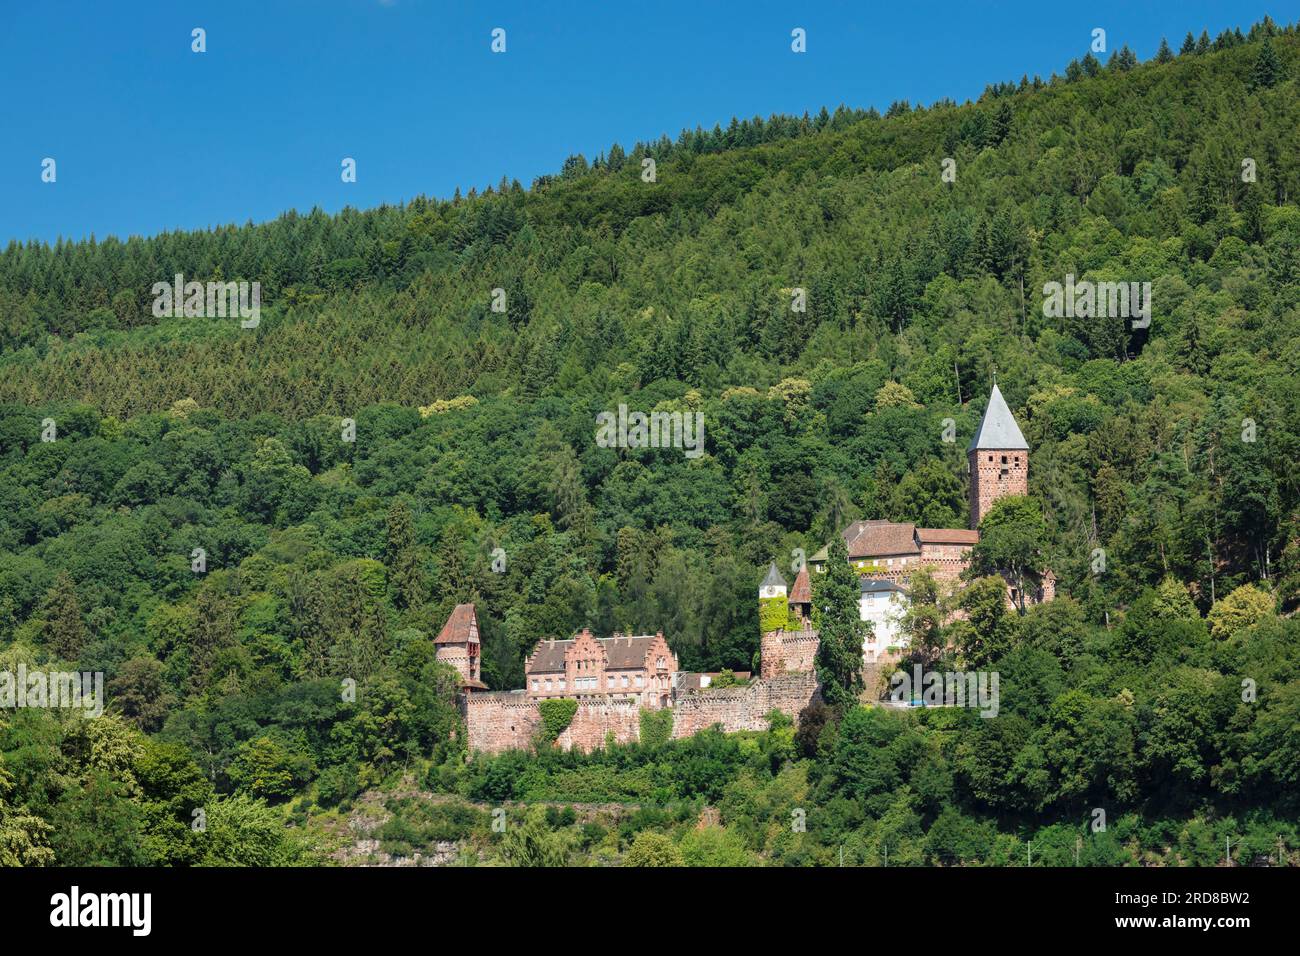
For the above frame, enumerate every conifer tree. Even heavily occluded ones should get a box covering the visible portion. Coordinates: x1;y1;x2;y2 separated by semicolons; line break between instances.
813;531;866;707
385;499;424;610
1249;38;1284;90
1156;37;1174;63
1180;32;1196;55
42;571;87;661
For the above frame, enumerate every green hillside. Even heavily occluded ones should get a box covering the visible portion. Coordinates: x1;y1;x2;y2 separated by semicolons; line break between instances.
1;20;1299;866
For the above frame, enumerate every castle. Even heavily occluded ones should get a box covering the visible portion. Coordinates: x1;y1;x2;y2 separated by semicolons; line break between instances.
436;602;819;754
807;382;1054;604
439;384;1051;754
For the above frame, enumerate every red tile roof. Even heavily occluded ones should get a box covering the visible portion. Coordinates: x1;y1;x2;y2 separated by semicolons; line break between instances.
916;528;980;545
435;603;480;645
844;520;920;557
789;568;812;603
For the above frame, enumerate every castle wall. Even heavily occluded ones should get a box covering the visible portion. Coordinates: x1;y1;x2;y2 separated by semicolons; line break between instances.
672;674;820;737
556;696;642;751
436;646;474;685
464;675;820;754
465;692;538;753
760;628;818;678
916;544;974;582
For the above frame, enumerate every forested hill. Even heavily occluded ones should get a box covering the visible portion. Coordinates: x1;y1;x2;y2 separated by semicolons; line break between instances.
0;21;1299;866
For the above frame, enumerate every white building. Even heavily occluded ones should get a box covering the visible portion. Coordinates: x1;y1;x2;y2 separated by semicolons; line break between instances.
859;578;907;663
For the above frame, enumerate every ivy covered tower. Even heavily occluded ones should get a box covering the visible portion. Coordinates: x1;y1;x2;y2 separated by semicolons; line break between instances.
967;383;1029;529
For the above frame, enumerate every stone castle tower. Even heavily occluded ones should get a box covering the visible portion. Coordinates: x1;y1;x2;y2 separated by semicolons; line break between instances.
434;602;488;691
967;383;1029;529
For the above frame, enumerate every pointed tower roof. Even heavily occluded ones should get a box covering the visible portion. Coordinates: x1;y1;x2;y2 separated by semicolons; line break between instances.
760;562;788;590
968;383;1028;451
789;567;812;604
435;603;480;644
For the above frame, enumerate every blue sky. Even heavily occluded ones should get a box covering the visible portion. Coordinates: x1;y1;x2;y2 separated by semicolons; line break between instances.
2;0;1295;245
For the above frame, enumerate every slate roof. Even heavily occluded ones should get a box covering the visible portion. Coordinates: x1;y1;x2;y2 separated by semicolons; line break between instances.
968;384;1028;451
435;603;480;645
860;577;906;594
760;562;787;589
526;633;665;674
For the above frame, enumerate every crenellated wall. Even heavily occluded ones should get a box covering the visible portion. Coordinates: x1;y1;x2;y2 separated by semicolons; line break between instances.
759;627;819;678
556;696;642;751
465;692;539;753
464;673;821;754
671;674;820;737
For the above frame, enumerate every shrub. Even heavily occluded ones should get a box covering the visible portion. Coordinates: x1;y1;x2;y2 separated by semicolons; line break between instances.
538;698;579;743
639;707;673;749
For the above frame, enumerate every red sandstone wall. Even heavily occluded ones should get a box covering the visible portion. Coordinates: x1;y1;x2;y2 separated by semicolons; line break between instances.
671;674;820;738
969;449;1028;528
466;675;821;754
556;697;641;752
465;693;538;753
760;628;818;678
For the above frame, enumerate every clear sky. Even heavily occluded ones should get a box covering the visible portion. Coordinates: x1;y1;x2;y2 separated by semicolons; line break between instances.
2;0;1296;245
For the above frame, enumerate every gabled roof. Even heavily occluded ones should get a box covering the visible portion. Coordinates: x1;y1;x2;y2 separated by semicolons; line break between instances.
760;562;788;589
860;577;906;594
789;567;812;603
846;520;921;558
525;632;669;674
916;528;980;545
526;638;572;673
810;520;922;563
434;603;480;645
968;384;1028;451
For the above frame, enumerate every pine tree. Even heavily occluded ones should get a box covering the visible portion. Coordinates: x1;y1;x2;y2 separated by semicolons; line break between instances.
813;532;866;707
1156;38;1174;63
1249;38;1284;91
385;499;424;610
1180;32;1196;55
42;571;87;661
1196;30;1211;55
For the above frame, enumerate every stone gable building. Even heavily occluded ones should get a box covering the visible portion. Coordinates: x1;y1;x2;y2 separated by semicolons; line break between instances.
524;629;677;708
